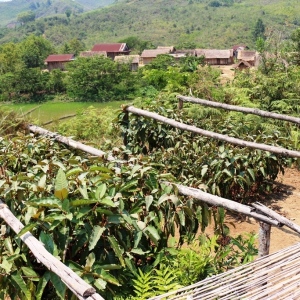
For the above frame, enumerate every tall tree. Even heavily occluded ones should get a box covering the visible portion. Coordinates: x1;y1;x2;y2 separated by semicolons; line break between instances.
253;18;266;41
291;28;300;65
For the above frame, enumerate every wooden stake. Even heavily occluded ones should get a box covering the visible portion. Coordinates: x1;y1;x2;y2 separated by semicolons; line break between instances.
259;222;271;257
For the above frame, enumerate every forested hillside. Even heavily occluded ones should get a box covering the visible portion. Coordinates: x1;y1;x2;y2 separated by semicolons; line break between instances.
0;0;299;48
0;0;115;27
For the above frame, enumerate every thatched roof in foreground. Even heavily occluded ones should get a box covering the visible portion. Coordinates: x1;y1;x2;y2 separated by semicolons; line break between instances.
149;242;300;300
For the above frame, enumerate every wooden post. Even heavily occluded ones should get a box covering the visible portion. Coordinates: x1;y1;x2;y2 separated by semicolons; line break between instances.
178;99;183;110
258;221;271;257
123;111;129;147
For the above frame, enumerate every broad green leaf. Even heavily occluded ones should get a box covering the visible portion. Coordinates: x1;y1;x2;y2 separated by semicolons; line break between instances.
36;272;50;300
130;248;150;255
21;267;39;281
50;272;66;300
89;226;106;251
17;223;37;238
145;226;160;246
134;231;143;248
107;236;125;267
0;257;13;273
66;167;83;178
27;198;62;209
247;168;256;181
145;195;153;211
85;252;95;270
125;258;138;277
70;199;99;207
11;271;31;300
38;174;47;190
54;169;68;200
94;278;107;290
118;180;138;192
4;237;14;255
62;199;70;213
157;194;170;205
39;232;54;254
93;268;120;286
78;186;89;199
95;183;107;200
99;196;117;207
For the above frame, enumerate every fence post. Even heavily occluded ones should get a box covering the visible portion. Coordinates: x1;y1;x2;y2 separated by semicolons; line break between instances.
178;99;183;110
258;221;271;257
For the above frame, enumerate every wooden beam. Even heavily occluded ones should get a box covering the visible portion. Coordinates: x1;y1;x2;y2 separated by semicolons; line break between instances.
0;201;104;300
124;105;300;158
177;95;300;126
28;124;115;161
258;222;271;257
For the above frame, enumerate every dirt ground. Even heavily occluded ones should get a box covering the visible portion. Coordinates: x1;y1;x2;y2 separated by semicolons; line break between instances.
213;168;300;253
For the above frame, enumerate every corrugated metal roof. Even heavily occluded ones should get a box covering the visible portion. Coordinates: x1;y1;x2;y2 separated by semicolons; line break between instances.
45;54;75;62
195;49;233;59
79;51;107;57
114;55;140;64
91;43;129;52
237;50;257;61
141;48;171;58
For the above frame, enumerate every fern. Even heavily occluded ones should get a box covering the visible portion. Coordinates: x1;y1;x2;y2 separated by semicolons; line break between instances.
132;268;155;300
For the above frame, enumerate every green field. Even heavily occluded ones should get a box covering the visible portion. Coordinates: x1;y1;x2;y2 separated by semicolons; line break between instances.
1;100;127;124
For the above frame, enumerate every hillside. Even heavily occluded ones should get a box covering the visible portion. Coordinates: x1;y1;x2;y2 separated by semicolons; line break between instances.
0;0;299;49
0;0;115;26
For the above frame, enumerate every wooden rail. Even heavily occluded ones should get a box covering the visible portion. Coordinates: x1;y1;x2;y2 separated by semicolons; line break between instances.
123;105;300;158
0;200;104;300
177;95;300;126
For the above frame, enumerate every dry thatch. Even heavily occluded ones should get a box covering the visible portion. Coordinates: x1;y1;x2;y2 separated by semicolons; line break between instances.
149;242;300;300
195;49;233;59
237;50;257;62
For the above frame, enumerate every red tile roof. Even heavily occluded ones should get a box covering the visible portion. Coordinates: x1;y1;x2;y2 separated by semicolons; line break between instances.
91;43;129;52
45;54;75;62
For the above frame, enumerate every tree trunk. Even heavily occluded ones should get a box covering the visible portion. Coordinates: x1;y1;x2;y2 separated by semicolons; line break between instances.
258;222;271;257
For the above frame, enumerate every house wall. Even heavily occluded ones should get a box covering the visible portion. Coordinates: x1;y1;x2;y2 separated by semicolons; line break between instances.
47;62;66;71
142;57;154;65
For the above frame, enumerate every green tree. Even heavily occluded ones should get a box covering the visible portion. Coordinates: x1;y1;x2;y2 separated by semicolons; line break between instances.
20;35;54;68
60;38;85;56
253;18;266;41
145;54;176;70
17;11;36;24
291;28;300;65
66;56;133;101
0;43;23;75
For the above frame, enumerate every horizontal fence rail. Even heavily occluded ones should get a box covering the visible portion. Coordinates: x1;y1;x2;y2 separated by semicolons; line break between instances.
123;105;300;158
0;200;104;300
177;95;300;126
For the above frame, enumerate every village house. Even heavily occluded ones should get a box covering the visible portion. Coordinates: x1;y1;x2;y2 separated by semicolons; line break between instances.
114;55;140;71
195;49;234;65
237;50;258;66
91;43;130;59
44;54;75;71
79;51;107;58
140;47;176;65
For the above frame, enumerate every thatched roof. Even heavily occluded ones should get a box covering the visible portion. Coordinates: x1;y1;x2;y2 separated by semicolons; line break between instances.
237;50;257;61
114;55;140;64
150;242;300;300
233;60;252;68
157;46;176;52
141;48;172;58
79;51;107;57
195;49;233;59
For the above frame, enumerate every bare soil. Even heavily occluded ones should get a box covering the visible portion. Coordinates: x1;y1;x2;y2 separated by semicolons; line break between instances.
215;168;300;253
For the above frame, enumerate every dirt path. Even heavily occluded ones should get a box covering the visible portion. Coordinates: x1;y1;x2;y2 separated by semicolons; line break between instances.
222;168;300;253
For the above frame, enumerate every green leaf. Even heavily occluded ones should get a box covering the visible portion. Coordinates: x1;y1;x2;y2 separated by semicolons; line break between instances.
39;232;54;254
70;199;99;207
54;169;68;200
94;278;107;290
85;252;96;270
36;272;50;300
118;180;138;192
145;195;153;211
93;268;120;286
130;248;150;255
66;167;83;178
50;272;66;300
145;226;160;246
78;186;89;199
21;267;39;281
38;174;47;190
99;196;117;207
89;226;106;251
11;271;31;300
17;223;37;238
107;236;125;267
247;168;255;181
27;197;62;209
95;183;107;200
157;194;170;205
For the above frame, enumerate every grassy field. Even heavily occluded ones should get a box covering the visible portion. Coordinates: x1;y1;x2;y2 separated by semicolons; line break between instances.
1;100;127;124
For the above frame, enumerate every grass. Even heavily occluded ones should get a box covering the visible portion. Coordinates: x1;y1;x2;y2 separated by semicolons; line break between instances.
1;100;127;124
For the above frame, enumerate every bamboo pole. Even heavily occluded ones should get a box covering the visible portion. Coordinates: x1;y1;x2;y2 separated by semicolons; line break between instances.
123;105;300;158
0;201;104;300
177;95;300;126
42;114;77;126
172;183;280;226
28;124;115;161
252;202;300;234
258;222;271;257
